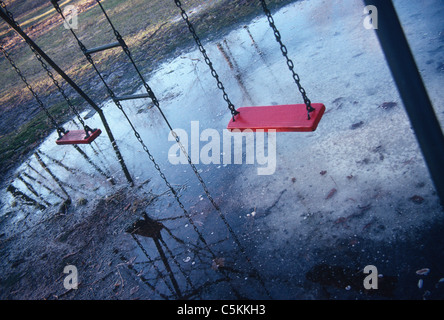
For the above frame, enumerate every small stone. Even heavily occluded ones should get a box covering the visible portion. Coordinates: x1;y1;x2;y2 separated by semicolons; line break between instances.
77;198;88;206
351;121;364;130
379;102;398;110
410;195;425;204
418;279;424;289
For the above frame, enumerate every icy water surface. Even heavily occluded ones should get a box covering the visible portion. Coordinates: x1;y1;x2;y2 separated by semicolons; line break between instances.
1;0;444;299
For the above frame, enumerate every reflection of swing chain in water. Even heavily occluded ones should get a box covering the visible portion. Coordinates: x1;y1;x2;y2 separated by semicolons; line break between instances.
130;234;179;298
127;213;269;299
21;171;65;201
216;40;255;105
4;0;273;299
64;0;271;298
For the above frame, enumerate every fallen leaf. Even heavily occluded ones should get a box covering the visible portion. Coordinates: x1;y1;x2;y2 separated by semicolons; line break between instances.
326;188;337;200
410;195;425;204
212;257;225;270
416;268;430;276
335;217;347;224
130;286;139;295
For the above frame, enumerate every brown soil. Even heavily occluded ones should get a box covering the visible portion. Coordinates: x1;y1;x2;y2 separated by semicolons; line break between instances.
0;0;297;182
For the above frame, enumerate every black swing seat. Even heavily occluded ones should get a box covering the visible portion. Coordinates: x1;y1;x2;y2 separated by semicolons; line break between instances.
56;128;102;145
227;103;325;132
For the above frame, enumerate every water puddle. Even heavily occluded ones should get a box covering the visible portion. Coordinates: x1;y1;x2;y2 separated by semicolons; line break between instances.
1;0;444;300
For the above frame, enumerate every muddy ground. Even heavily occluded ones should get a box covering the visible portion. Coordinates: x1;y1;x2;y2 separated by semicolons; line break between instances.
0;0;308;301
0;184;206;300
0;0;296;180
1;0;444;301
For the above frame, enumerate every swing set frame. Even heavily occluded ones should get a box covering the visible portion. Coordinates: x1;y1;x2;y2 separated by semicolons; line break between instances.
1;0;443;205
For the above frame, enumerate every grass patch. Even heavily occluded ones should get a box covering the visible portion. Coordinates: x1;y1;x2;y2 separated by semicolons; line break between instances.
0;98;82;178
0;0;298;181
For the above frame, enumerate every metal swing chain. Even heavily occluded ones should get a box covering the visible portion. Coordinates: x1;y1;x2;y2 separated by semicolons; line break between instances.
0;44;66;137
96;4;250;269
0;0;14;23
173;0;240;121
259;0;315;119
96;4;262;288
55;0;221;224
167;0;256;269
51;1;223;263
54;0;270;297
171;0;255;243
28;44;93;135
173;0;271;298
94;0;223;214
0;0;92;135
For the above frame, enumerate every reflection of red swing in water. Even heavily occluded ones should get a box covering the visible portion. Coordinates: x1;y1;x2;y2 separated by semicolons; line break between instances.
174;0;325;132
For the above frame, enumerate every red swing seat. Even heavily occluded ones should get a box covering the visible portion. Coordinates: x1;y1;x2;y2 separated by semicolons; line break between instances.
227;103;325;132
56;129;102;145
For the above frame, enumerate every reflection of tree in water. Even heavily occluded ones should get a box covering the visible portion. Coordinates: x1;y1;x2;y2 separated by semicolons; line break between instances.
216;40;255;106
125;212;268;300
127;213;188;298
3;123;270;299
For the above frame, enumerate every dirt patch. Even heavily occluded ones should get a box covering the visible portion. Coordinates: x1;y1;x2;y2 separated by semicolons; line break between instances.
0;185;173;299
0;0;298;183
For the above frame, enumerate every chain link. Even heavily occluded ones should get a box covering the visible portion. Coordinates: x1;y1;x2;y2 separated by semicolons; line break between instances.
52;0;217;256
173;0;271;297
0;0;13;21
1;0;92;134
0;44;66;136
53;0;270;297
173;0;239;120
29;45;92;134
95;0;226;216
260;0;315;119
